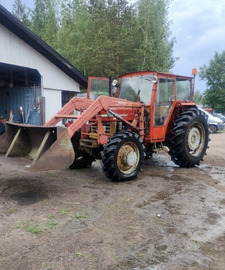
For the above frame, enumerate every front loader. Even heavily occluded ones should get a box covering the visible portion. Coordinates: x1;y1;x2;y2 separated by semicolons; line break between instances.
0;71;209;181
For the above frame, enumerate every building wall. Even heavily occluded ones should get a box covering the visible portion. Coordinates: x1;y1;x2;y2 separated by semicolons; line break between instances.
0;24;80;92
43;88;62;123
0;24;81;123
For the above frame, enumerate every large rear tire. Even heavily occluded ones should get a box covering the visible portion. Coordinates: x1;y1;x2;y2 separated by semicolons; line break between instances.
167;108;209;167
101;131;145;182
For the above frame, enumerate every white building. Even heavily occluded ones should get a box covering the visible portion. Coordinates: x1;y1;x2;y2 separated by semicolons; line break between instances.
0;5;87;125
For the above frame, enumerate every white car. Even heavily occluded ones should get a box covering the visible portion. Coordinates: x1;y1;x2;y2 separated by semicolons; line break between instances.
198;108;224;133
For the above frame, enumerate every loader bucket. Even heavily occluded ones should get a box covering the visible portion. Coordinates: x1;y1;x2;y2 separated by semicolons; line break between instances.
0;122;75;172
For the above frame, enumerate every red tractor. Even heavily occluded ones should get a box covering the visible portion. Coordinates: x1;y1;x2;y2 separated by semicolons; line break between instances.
0;71;209;181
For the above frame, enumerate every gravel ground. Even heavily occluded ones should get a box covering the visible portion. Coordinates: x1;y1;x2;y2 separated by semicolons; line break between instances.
0;131;225;270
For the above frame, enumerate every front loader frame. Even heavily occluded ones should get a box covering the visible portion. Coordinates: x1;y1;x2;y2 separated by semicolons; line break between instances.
45;95;145;145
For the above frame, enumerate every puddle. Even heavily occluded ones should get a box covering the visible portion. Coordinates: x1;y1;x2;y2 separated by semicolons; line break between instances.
200;164;225;185
150;153;178;168
10;191;49;205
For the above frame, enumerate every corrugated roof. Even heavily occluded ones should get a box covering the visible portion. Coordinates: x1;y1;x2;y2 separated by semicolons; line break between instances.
0;5;88;88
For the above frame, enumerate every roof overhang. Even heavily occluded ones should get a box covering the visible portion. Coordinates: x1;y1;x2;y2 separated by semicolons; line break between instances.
0;5;88;89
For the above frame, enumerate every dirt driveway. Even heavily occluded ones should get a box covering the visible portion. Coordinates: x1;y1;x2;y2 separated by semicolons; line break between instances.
0;131;225;270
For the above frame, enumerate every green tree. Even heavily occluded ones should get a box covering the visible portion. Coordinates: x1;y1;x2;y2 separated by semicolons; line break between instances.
137;0;176;71
12;0;30;26
31;0;48;38
199;51;225;112
31;0;59;48
58;0;92;73
193;90;202;105
42;0;59;49
27;0;175;78
84;0;142;77
58;0;141;77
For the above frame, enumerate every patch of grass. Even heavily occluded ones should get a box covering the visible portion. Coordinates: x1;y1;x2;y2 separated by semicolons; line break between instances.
60;209;70;215
48;213;55;219
16;221;45;234
68;213;88;223
76;252;84;258
6;231;12;237
131;244;137;250
16;219;58;234
47;220;58;229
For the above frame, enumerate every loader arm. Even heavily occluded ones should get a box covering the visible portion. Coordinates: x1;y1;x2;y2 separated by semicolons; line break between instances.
45;97;93;127
67;96;142;138
45;95;142;139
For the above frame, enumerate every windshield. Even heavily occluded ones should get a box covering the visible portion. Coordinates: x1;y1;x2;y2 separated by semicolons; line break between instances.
176;78;192;100
119;75;156;105
89;78;110;100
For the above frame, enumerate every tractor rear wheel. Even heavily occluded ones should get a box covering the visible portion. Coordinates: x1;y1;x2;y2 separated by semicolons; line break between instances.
101;131;145;182
167;108;209;167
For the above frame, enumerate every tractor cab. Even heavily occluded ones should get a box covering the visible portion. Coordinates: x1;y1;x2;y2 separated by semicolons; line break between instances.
114;71;194;141
117;72;157;105
87;77;110;100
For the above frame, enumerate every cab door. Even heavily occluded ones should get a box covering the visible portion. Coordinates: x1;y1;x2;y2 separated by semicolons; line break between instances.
152;78;175;141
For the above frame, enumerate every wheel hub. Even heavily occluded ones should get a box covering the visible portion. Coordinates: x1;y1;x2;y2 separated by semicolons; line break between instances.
188;127;201;151
122;151;138;166
117;142;140;174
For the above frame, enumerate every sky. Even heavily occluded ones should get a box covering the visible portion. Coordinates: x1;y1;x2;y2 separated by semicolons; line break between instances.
168;0;225;92
1;0;225;92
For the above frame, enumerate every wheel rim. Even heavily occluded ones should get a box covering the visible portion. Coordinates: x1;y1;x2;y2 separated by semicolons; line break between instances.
117;142;140;174
187;122;205;157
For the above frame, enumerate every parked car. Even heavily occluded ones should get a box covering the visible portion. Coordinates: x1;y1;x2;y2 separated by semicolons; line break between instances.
198;108;224;133
215;113;225;128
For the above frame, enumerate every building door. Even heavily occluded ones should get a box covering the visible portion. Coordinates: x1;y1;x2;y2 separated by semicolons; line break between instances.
0;63;41;125
0;85;41;125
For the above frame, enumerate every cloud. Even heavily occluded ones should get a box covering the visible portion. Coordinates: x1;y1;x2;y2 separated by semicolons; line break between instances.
169;0;225;91
1;0;223;91
0;0;14;11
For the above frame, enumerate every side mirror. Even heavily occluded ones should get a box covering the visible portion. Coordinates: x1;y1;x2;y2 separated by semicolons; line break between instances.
112;79;118;87
112;80;118;96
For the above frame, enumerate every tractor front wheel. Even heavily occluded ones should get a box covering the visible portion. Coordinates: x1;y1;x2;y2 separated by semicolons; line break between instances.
70;153;95;169
168;108;209;167
70;129;95;169
101;131;145;181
